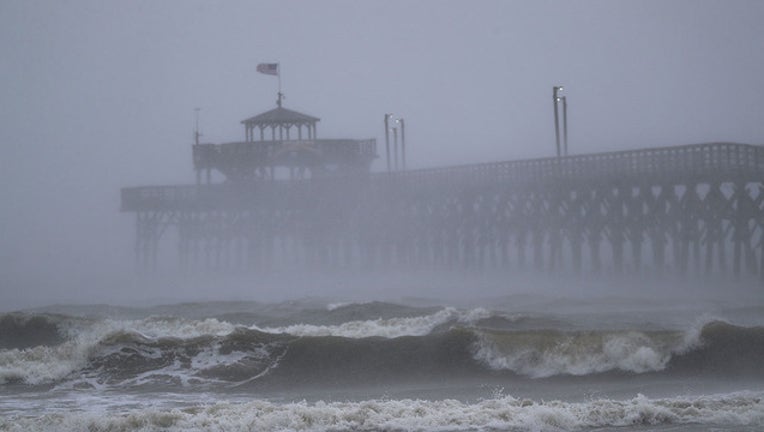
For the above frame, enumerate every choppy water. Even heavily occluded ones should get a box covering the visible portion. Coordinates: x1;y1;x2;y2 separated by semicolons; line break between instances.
1;295;763;431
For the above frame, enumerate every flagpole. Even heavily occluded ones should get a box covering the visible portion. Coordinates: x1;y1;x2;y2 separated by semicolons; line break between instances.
277;63;282;107
258;63;283;107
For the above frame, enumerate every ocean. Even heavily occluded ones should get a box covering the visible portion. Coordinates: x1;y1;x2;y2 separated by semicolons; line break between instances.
1;293;763;431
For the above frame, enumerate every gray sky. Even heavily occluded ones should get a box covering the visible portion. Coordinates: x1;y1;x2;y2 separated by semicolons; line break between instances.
1;0;763;308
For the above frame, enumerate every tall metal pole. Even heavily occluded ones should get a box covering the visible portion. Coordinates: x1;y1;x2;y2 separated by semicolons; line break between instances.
553;86;563;158
194;108;202;185
194;108;201;145
384;114;392;172
277;63;283;108
561;96;568;156
393;127;399;171
399;118;406;170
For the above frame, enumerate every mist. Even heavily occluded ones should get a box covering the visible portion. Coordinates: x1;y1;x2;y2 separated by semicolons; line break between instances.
2;0;764;311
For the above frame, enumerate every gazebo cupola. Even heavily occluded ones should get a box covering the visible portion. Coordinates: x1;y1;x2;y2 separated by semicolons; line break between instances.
241;98;320;142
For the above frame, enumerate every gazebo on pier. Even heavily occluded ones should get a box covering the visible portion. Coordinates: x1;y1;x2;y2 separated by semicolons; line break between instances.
193;100;376;183
242;104;319;142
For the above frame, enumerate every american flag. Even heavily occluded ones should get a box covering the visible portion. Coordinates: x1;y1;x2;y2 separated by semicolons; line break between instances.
257;63;279;76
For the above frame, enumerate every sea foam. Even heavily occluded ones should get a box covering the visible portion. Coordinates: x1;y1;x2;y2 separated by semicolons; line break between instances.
256;307;490;338
1;392;762;432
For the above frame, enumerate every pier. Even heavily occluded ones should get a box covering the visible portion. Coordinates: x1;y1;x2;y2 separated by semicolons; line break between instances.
121;104;764;282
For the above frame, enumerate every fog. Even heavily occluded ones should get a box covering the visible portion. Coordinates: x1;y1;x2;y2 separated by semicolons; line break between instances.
1;0;763;311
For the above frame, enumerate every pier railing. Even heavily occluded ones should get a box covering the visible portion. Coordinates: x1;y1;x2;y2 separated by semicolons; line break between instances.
123;142;764;211
193;138;377;169
378;142;764;189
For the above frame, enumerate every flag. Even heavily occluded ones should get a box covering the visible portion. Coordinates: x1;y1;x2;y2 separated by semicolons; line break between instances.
257;63;279;76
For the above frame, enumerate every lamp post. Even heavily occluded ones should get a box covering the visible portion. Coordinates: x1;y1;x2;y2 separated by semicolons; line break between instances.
553;86;563;158
384;113;393;172
392;126;399;171
399;118;406;170
384;114;407;171
561;96;568;156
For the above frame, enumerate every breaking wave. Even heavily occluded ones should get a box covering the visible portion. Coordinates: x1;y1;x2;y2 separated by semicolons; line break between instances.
0;307;483;386
473;328;689;377
1;307;763;388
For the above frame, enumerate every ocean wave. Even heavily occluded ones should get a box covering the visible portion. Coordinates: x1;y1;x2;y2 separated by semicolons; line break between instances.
0;316;240;386
255;307;490;338
61;328;478;389
215;301;443;327
0;313;67;349
474;320;764;378
75;328;290;388
668;320;764;376
473;328;690;377
1;392;762;432
2;306;469;386
3;314;763;387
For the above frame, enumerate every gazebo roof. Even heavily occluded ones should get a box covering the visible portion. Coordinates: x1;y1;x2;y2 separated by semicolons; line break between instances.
241;106;320;125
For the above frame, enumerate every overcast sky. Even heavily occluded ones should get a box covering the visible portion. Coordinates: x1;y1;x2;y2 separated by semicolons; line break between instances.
1;0;763;309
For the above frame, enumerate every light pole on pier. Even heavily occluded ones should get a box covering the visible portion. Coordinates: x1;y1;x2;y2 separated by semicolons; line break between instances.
384;113;393;172
553;86;563;158
399;118;406;170
392;126;399;171
561;95;568;156
384;114;407;172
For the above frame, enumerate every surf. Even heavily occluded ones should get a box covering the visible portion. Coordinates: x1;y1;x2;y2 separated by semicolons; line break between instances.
2;306;763;388
2;392;762;432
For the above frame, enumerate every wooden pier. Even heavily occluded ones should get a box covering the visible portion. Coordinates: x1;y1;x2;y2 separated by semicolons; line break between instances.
119;101;764;282
122;138;764;281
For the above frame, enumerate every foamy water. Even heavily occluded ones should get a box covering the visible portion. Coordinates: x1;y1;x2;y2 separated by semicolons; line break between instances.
1;392;762;432
257;307;490;338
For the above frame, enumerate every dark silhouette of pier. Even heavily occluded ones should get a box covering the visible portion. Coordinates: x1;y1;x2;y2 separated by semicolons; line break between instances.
121;104;764;282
